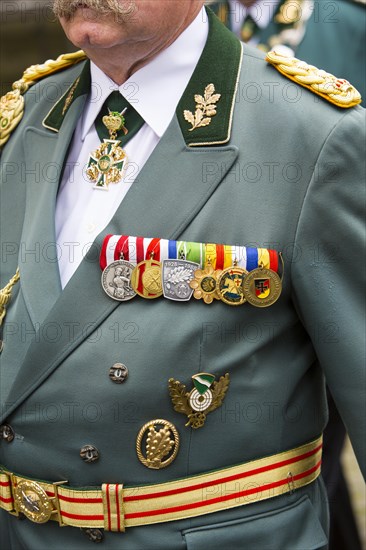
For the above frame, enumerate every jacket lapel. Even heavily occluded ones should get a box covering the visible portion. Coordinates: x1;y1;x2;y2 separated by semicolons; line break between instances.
2;11;243;421
19;88;89;329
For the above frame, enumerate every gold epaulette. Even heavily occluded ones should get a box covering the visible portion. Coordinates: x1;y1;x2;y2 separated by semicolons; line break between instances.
266;50;362;108
0;50;87;148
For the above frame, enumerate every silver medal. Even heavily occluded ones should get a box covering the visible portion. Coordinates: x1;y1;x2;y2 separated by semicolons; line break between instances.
162;260;199;301
101;260;136;301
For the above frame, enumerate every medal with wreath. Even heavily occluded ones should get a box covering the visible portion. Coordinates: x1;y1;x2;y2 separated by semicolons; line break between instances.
168;372;230;429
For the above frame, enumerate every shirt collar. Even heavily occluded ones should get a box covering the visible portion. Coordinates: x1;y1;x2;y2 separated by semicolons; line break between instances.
81;6;208;141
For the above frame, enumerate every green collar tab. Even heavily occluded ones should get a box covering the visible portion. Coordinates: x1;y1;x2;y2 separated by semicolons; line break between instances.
177;8;242;147
42;60;91;132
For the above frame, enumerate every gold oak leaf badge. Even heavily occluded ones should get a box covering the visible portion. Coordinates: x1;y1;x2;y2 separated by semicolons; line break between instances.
168;372;230;429
146;425;174;466
184;84;221;132
136;419;180;469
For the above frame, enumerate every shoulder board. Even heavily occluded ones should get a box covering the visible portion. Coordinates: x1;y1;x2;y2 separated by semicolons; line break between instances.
266;50;362;108
0;50;87;148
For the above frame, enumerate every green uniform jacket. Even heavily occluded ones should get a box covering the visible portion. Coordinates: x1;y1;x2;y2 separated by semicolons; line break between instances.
0;10;365;550
210;0;366;102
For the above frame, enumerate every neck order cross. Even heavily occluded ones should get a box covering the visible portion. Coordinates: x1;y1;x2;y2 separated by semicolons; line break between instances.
86;91;145;190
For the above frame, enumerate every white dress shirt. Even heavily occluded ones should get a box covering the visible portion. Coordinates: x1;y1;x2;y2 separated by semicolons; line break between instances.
55;7;208;288
228;0;280;44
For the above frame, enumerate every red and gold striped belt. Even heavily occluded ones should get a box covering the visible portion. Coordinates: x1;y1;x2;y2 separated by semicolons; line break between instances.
0;435;322;532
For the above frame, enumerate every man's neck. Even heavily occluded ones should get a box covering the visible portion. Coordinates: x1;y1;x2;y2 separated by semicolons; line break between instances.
83;4;203;85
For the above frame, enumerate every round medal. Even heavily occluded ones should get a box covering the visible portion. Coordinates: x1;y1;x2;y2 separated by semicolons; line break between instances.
242;267;282;307
101;260;136;302
131;259;163;299
217;266;248;306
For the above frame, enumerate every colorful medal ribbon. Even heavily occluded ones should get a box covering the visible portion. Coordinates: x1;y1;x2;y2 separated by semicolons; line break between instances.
100;235;283;307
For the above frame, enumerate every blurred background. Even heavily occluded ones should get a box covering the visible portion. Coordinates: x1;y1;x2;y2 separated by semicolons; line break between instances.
0;0;76;94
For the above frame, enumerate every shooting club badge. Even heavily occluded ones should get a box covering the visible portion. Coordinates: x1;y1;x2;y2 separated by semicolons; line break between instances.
242;266;282;307
162;259;199;301
168;373;230;429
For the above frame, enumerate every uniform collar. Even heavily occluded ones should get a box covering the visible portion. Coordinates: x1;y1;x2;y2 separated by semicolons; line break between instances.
43;7;243;147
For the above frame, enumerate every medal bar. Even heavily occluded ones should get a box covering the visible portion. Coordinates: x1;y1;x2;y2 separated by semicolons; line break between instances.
100;235;283;307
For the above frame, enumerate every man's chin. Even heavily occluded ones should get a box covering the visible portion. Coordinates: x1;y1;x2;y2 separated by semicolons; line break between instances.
59;17;120;50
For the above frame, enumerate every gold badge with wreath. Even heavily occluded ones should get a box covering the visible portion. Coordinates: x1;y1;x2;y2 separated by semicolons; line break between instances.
168;372;230;429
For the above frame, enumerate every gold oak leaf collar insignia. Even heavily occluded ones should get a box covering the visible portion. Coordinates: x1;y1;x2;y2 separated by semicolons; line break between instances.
184;84;221;132
168;372;230;429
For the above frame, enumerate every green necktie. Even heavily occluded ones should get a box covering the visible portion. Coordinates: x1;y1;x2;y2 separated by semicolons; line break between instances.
95;90;145;145
241;14;259;43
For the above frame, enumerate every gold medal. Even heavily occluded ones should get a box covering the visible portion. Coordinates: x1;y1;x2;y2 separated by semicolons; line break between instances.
131;259;163;299
242;266;282;307
217;265;248;306
189;265;222;304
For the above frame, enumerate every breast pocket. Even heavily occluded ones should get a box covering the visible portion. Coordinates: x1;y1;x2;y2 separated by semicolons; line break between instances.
182;495;328;550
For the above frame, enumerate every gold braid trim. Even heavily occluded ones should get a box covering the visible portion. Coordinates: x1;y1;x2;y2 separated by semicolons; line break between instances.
0;50;87;148
0;269;20;327
266;50;362;108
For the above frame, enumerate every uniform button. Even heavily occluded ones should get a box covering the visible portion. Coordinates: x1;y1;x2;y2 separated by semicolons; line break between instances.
0;424;15;442
80;445;100;463
81;527;104;543
109;363;128;384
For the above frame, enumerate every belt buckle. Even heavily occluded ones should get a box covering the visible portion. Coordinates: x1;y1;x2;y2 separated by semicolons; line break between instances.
10;474;67;526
